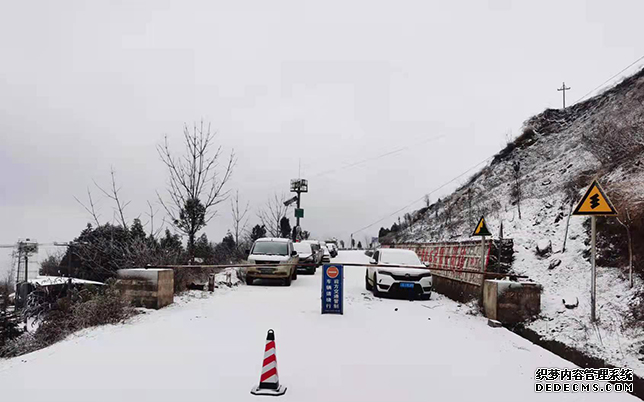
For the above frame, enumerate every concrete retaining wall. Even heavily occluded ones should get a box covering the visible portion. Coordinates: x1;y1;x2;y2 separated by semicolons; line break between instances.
432;274;481;303
116;268;174;309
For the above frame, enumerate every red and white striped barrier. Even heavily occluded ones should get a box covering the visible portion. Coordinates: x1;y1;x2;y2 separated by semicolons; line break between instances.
251;329;287;396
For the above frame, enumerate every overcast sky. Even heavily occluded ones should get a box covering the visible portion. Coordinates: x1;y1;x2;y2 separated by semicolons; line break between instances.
2;0;644;274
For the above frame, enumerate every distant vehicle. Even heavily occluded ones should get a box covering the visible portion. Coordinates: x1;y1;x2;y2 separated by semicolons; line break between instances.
365;248;432;300
302;240;324;265
327;243;338;258
293;242;317;274
321;244;331;263
246;238;298;286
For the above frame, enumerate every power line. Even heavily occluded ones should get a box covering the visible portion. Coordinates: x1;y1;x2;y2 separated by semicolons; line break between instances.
575;53;644;103
311;134;446;178
253;133;447;197
349;154;496;237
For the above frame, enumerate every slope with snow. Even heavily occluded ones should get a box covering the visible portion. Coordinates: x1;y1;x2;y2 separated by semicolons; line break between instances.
387;70;644;377
0;251;636;401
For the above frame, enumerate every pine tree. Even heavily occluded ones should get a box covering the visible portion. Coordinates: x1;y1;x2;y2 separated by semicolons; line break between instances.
130;218;147;241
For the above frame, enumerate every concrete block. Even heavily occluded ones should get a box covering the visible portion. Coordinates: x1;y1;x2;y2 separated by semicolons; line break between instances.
117;268;174;309
483;279;541;324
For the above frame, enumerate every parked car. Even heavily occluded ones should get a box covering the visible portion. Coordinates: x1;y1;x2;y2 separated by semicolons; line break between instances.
246;238;298;286
294;242;317;274
365;248;432;300
302;240;324;265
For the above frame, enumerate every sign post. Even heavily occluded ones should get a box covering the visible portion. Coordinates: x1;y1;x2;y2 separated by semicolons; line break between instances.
321;264;343;315
572;179;617;322
471;216;492;288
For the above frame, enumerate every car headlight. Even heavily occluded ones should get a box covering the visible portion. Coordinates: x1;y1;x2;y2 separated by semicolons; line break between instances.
378;270;394;276
418;272;433;278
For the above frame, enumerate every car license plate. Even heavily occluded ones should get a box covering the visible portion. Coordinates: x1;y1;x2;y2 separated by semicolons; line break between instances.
259;268;274;274
400;282;415;289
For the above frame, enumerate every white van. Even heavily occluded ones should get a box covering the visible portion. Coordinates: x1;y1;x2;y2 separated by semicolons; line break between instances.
246;238;299;286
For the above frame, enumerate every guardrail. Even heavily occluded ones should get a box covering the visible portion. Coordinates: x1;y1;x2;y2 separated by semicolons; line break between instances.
149;262;527;279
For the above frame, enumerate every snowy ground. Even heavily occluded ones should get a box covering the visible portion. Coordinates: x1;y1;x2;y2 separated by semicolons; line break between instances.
0;251;637;401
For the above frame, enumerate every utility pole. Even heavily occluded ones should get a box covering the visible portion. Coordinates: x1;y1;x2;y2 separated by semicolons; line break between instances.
24;252;28;287
557;82;571;109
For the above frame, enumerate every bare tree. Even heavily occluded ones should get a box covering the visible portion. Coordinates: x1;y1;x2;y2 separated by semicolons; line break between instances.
231;190;250;247
257;193;289;238
612;184;644;288
443;201;453;229
94;167;131;229
424;194;431;208
145;200;165;239
616;207;635;288
157;122;235;261
561;181;580;253
74;188;101;227
510;160;522;219
467;188;473;227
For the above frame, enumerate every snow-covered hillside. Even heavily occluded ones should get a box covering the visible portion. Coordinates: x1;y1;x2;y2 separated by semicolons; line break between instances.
386;69;644;376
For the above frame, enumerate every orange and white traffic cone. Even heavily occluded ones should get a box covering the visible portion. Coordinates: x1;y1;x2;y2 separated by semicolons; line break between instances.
250;329;287;396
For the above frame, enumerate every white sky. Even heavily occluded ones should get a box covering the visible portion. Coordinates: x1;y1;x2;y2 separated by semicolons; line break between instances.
2;0;644;274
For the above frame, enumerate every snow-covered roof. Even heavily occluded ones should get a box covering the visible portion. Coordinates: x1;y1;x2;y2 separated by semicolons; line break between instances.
379;248;416;255
256;237;290;243
29;276;104;287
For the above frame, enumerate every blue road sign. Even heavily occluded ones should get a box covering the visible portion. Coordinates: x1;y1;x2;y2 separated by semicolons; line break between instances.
321;264;343;315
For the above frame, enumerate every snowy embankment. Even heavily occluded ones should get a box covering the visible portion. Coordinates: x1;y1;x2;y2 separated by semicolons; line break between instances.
507;197;644;377
0;251;636;401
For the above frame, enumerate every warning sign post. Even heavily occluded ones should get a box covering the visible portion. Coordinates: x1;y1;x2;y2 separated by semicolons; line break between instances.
572;179;617;322
471;216;491;287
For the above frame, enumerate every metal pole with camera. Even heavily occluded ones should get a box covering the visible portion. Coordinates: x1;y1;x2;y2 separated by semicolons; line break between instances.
287;178;308;242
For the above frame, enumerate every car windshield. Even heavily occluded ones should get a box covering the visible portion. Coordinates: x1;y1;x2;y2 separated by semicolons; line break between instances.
293;243;312;253
251;241;288;255
379;251;422;266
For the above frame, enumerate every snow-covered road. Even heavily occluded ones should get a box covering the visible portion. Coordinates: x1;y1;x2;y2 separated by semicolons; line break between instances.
0;251;636;401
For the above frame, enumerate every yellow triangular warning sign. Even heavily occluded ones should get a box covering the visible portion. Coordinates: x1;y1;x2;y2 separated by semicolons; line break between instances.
572;180;617;216
472;216;491;237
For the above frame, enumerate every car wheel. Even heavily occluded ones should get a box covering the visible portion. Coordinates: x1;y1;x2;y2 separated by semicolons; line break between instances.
372;273;380;297
284;276;292;286
292;268;298;280
246;276;254;286
365;273;372;290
